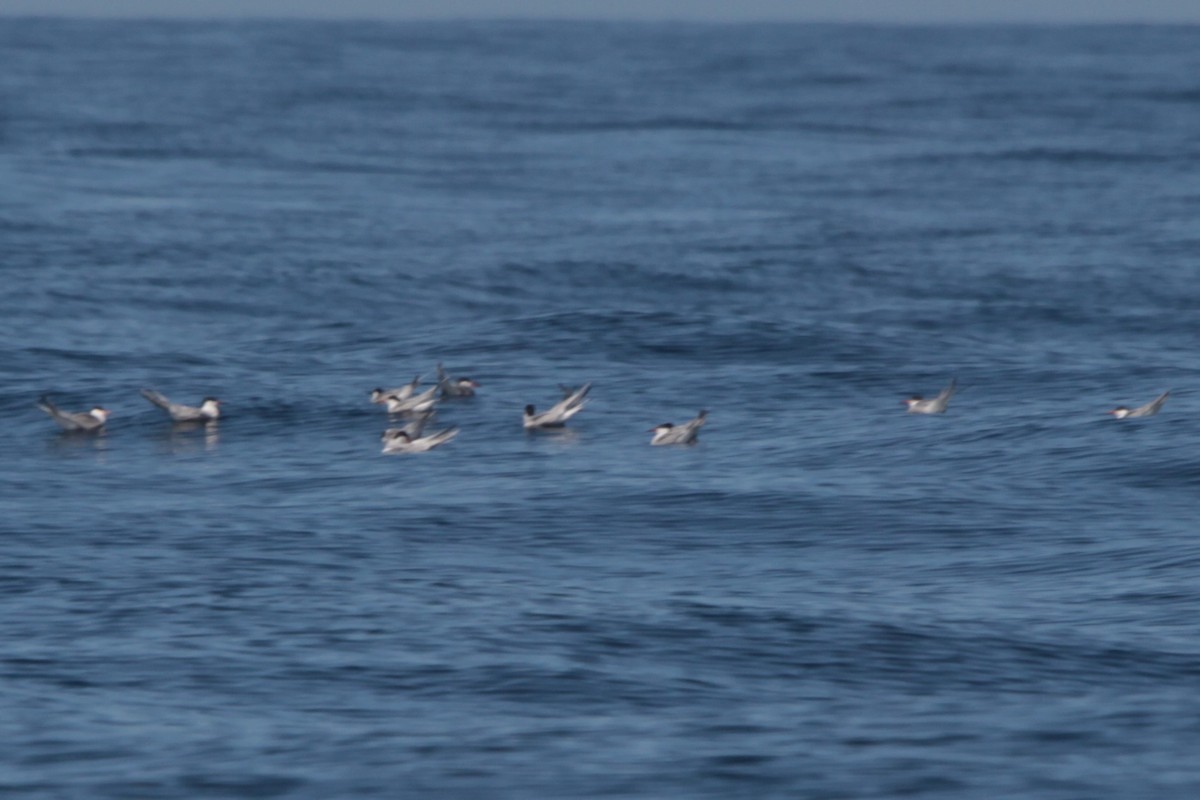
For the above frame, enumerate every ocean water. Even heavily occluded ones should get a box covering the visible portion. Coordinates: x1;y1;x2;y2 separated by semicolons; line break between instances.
2;17;1200;799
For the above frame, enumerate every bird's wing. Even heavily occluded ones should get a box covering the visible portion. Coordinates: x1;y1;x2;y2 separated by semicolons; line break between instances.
935;378;957;403
423;427;459;448
140;389;173;411
1139;390;1171;416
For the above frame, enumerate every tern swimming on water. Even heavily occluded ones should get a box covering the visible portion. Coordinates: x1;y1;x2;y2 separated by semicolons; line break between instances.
437;363;480;398
524;382;591;429
1108;390;1170;419
37;395;110;432
370;375;422;406
903;378;957;414
140;389;221;422
380;426;459;454
378;385;439;414
649;410;708;445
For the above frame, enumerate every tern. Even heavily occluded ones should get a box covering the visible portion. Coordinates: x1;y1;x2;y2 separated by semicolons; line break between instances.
524;382;591;429
903;378;957;414
380;385;439;414
140;389;221;422
649;410;708;445
437;362;480;398
37;395;110;432
381;426;459;454
1108;390;1170;419
369;375;422;405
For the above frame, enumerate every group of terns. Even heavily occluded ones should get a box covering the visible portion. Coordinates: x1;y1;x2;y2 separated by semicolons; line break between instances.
36;389;222;433
34;371;1171;453
373;364;475;453
371;372;710;452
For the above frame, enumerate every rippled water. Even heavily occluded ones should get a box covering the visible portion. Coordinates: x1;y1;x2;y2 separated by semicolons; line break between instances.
2;18;1200;799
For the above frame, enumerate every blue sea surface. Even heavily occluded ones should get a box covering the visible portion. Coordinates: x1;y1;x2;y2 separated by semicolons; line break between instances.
2;18;1200;799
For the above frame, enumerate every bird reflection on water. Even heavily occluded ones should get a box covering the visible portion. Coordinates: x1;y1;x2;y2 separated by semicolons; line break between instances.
48;429;109;461
159;420;220;454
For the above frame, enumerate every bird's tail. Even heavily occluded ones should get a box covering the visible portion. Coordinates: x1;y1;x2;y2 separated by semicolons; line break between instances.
565;382;592;408
140;388;172;410
36;395;59;417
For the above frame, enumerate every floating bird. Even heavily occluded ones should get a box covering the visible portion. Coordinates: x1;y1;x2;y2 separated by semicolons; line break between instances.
524;382;591;429
649;410;708;445
437;362;480;398
36;395;110;432
903;378;957;414
1108;390;1170;419
140;389;221;422
381;426;459;454
369;375;422;406
380;385;439;414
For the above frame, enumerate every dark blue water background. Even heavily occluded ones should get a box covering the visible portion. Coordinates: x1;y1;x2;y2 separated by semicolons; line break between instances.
2;18;1199;798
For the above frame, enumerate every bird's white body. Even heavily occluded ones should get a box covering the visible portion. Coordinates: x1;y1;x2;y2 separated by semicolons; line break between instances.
37;396;110;432
649;410;708;445
904;378;957;414
141;389;221;422
524;383;591;429
1109;390;1170;419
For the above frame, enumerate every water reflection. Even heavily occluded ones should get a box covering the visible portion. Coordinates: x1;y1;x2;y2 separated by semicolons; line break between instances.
157;420;220;453
525;427;580;445
48;429;109;460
